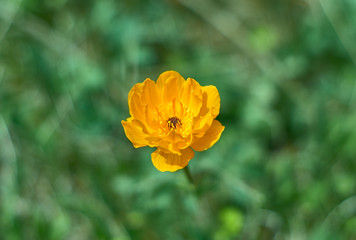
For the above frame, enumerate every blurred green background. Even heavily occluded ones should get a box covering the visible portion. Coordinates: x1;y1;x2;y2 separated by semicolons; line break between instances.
1;0;356;239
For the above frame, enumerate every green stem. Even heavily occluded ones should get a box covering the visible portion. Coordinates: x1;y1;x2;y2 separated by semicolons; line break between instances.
183;165;194;185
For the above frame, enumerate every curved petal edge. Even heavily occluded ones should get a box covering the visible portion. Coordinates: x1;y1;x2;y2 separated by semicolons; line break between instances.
191;120;225;152
151;147;195;172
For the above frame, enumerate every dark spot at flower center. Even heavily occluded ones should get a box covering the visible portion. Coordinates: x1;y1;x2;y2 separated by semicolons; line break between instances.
167;117;182;129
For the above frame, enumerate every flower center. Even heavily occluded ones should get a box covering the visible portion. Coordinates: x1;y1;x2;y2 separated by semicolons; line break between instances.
167;116;182;130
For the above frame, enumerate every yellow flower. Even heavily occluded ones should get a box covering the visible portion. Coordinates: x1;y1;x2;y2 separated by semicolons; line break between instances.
122;71;225;172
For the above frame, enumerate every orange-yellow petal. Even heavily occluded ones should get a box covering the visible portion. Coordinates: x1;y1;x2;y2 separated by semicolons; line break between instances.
191;120;224;151
180;78;203;117
128;92;144;121
128;79;160;115
128;81;143;99
203;85;220;118
193;85;221;136
156;70;185;89
141;79;160;108
151;147;195;172
157;132;184;155
162;74;184;103
128;79;161;132
122;118;152;148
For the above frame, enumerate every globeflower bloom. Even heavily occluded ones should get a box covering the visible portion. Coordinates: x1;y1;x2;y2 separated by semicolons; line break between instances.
122;71;224;172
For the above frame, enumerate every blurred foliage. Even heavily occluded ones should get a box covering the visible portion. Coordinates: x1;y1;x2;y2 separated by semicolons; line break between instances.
1;0;356;239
